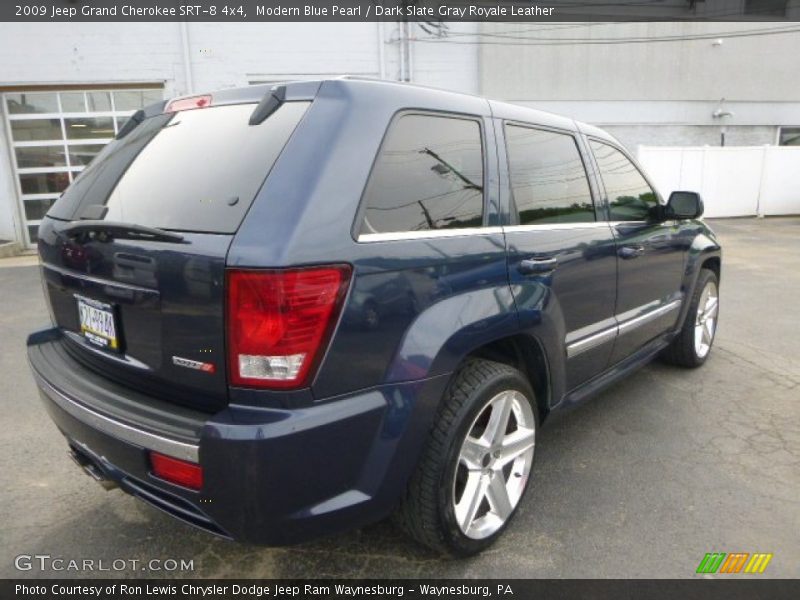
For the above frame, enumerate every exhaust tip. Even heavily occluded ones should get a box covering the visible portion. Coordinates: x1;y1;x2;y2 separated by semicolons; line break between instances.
68;448;119;491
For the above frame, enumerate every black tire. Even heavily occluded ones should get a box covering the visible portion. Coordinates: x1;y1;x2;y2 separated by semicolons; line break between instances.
661;268;719;368
395;358;539;557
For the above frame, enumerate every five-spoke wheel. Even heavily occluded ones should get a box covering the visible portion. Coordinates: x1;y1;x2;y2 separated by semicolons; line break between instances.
454;390;535;539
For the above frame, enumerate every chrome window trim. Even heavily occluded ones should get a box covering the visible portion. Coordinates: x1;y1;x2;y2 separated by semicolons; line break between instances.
358;222;613;241
357;227;503;243
32;370;200;462
566;297;683;359
503;222;612;233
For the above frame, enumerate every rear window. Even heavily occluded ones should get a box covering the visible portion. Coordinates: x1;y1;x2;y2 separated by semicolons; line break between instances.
359;113;484;236
47;102;310;234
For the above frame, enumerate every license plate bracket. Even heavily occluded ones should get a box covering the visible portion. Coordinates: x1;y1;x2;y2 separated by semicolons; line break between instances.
76;295;122;352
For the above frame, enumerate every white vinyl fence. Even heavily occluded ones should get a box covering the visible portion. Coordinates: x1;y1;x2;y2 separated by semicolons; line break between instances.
637;146;800;218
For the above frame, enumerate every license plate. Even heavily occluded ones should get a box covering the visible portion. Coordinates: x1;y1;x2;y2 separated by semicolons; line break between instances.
76;295;120;351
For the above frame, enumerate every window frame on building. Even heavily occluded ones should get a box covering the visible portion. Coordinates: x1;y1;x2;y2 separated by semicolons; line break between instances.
743;0;788;17
1;85;164;246
777;126;800;146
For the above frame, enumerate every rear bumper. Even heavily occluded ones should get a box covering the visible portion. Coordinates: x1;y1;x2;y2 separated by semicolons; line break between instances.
28;328;449;544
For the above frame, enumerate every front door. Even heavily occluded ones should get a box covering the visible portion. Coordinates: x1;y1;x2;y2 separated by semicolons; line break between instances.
501;123;618;391
588;139;687;365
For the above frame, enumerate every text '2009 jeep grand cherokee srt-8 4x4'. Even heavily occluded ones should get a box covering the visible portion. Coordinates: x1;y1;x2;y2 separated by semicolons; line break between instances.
27;78;720;556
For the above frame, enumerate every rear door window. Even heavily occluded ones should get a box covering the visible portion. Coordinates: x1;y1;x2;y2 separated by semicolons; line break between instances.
359;113;484;236
47;102;310;234
505;124;595;225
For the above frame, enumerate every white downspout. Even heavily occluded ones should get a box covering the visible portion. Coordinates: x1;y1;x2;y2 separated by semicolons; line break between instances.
180;22;194;95
406;22;413;82
398;22;405;82
377;22;386;80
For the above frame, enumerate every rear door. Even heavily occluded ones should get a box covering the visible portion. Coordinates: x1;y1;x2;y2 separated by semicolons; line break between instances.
501;122;618;391
38;100;310;412
588;139;686;364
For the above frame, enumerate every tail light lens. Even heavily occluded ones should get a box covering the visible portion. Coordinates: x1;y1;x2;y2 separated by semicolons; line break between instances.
165;94;212;113
226;266;351;389
150;452;203;490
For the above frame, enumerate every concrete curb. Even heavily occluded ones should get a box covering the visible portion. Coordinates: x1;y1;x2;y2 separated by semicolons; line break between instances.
0;241;21;258
0;254;38;268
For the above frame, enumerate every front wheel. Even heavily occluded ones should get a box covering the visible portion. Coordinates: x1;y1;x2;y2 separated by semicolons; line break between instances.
662;268;719;367
395;359;538;556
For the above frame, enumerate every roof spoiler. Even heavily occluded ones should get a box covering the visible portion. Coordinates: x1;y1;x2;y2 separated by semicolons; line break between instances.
115;99;168;140
249;85;287;126
249;80;323;125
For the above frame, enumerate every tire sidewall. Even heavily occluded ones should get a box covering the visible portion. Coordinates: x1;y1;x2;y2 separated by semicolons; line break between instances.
436;368;538;556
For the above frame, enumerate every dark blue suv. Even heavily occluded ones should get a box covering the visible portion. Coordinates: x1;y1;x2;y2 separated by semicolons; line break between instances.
27;78;721;556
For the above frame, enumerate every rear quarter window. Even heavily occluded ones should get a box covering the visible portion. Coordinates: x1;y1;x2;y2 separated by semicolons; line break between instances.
47;102;310;234
358;113;484;236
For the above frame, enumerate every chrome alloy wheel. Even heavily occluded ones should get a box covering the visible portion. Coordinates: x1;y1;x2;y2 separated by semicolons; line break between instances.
694;281;719;359
453;390;535;539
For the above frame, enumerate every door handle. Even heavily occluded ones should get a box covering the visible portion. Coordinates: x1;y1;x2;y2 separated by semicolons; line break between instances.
518;257;558;275
618;245;645;260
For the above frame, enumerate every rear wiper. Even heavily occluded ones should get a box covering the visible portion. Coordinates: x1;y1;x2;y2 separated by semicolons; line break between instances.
61;220;185;244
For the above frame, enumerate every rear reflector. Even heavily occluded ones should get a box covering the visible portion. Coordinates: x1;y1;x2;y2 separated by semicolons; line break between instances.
165;94;212;113
150;452;203;490
226;266;351;389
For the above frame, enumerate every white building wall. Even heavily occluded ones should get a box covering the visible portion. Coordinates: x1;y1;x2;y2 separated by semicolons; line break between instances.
479;22;800;102
410;23;479;94
0;22;477;99
479;22;800;150
0;23;185;92
185;23;383;90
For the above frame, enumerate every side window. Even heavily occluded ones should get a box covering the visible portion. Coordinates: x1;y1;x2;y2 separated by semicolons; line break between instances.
590;140;659;222
359;114;484;235
505;125;595;225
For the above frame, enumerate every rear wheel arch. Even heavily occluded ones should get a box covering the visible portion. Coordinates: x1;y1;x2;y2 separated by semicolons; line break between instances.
462;334;551;421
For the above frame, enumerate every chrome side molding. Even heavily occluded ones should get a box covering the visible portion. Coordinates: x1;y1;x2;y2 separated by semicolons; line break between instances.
566;297;682;359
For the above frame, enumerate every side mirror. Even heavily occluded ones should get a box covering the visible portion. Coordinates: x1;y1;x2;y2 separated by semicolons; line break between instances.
667;191;704;220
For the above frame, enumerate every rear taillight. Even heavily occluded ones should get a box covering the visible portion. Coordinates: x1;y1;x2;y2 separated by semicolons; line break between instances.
226;266;351;390
164;94;212;113
150;452;203;490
